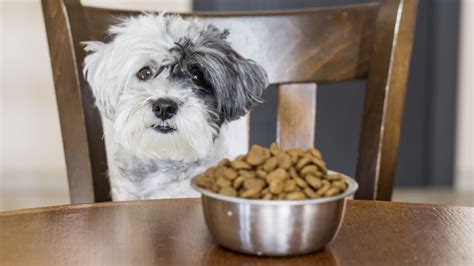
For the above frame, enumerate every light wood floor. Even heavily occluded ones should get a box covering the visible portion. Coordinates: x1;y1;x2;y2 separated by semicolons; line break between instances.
393;188;474;207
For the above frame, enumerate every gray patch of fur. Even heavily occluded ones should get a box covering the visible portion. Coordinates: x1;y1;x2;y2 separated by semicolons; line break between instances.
169;24;269;122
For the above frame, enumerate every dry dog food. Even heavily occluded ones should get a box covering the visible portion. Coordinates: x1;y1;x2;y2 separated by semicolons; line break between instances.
195;143;348;200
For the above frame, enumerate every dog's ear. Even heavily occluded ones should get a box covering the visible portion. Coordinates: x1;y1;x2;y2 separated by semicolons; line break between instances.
191;26;269;122
215;54;268;122
83;41;121;120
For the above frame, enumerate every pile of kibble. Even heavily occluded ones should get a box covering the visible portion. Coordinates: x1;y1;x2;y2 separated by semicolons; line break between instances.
195;143;348;200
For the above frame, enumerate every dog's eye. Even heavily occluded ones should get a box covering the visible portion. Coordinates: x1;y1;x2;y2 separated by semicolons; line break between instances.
189;67;205;86
137;66;153;81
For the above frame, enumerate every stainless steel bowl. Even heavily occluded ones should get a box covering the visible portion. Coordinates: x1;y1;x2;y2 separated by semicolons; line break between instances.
191;171;358;256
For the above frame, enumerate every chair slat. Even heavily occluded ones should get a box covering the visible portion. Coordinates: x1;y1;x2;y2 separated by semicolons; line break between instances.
66;1;112;202
42;0;111;203
277;83;317;149
42;0;96;203
81;4;378;84
355;0;418;200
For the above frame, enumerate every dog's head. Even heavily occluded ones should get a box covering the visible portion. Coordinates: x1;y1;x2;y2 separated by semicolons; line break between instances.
83;14;268;161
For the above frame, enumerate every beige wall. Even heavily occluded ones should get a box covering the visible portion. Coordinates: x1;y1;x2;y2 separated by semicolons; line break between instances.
1;0;68;211
456;0;474;190
0;0;191;211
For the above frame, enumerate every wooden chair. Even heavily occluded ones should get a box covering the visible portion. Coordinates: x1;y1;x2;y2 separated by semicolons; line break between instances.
41;0;418;204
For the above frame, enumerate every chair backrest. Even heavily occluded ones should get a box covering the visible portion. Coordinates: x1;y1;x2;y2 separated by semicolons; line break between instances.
41;0;418;203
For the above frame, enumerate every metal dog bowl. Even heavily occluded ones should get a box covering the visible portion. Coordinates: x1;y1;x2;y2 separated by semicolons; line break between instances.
191;171;358;256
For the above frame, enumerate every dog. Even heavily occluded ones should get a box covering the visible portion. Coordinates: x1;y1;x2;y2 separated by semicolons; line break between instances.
83;13;268;201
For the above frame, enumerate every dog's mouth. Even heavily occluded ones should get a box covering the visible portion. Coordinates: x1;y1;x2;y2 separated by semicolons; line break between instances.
153;124;177;134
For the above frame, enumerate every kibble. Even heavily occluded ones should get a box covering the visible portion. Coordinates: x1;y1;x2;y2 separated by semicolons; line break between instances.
230;160;252;170
195;143;348;200
239;169;256;179
215;177;231;189
289;167;299;179
232;176;245;189
219;187;237;197
266;168;287;183
243;178;265;192
294;176;308;188
256;170;267;179
305;175;322;190
300;165;319;177
283;179;296;192
304;186;318;198
269;179;284;194
286;191;306;200
276;153;292;170
262;157;278;172
223;168;238;180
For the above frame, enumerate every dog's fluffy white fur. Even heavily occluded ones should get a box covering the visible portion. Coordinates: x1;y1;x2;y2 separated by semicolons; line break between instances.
83;13;268;200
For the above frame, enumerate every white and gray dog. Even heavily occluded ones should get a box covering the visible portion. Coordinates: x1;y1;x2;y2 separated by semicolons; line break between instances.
83;13;268;201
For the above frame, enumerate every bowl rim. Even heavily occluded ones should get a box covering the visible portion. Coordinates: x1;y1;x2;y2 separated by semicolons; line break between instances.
191;170;358;206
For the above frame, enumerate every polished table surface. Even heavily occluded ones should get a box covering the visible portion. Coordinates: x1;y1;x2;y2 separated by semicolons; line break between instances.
1;199;473;265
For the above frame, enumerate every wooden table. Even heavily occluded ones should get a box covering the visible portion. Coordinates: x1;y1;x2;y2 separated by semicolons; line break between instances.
1;199;473;265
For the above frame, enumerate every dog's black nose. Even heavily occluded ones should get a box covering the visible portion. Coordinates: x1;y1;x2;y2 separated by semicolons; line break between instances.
152;98;178;120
